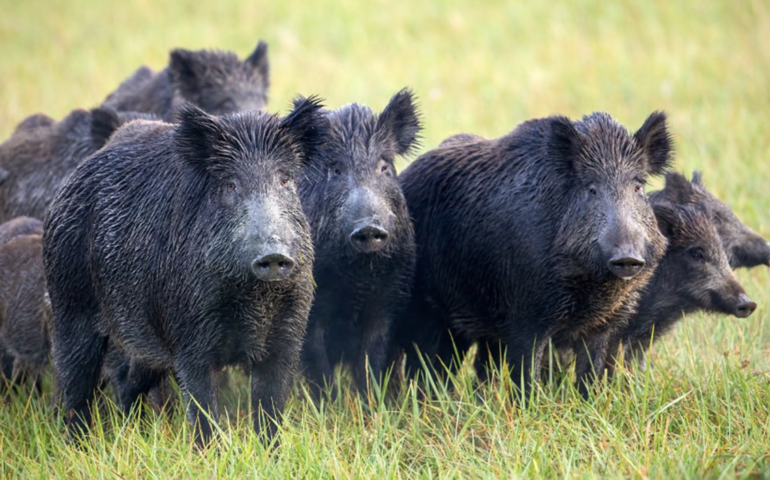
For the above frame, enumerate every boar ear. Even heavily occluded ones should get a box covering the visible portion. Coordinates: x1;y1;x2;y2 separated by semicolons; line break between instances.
90;107;123;149
175;103;231;170
282;95;329;166
661;172;696;204
691;170;704;186
170;49;207;95
246;40;269;81
378;88;422;156
548;116;582;168
634;111;673;176
652;202;682;238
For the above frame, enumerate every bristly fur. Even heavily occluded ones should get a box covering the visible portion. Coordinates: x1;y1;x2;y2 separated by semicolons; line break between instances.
102;40;271;121
175;97;328;180
0;108;160;225
90;107;159;148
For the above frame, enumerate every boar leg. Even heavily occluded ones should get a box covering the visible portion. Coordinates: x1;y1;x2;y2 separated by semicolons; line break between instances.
54;312;107;437
354;309;393;396
251;343;301;443
0;347;14;385
505;333;547;404
117;360;164;415
302;320;334;396
474;339;507;384
623;340;649;372
574;330;612;398
175;360;217;446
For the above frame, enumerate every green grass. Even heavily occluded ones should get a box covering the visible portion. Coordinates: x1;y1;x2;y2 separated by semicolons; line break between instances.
1;0;769;478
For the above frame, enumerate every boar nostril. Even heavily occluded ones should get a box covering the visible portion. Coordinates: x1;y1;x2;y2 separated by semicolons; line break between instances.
734;294;757;318
607;255;645;280
350;225;390;253
252;253;296;282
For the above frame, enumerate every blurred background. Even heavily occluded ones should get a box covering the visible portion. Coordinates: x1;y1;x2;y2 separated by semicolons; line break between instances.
1;1;767;183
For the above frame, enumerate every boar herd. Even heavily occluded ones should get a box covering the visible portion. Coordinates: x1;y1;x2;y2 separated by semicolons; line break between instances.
0;40;767;446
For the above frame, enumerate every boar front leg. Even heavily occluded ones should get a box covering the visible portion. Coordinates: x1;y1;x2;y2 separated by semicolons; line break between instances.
175;359;217;447
251;339;301;444
574;330;612;399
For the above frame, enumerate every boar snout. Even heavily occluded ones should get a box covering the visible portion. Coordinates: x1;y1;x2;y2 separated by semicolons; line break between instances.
252;252;296;281
350;224;390;253
733;293;757;318
607;253;646;280
600;207;649;280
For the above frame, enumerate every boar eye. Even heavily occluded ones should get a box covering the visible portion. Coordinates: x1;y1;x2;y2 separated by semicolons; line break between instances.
634;184;644;194
279;175;290;187
688;247;706;261
589;186;597;196
227;182;237;191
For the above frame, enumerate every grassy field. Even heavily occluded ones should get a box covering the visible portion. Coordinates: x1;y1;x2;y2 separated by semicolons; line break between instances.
1;0;769;478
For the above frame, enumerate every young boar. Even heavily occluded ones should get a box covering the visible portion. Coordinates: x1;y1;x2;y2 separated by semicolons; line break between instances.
43;99;326;445
607;202;757;371
395;112;672;397
650;171;770;269
0;216;45;381
102;41;270;121
299;89;419;395
0;233;50;390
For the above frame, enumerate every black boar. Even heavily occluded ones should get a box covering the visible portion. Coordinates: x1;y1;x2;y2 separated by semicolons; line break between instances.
0;233;50;390
44;99;326;445
608;201;756;371
102;41;270;121
0;108;157;224
396;112;672;397
299;89;419;395
651;171;770;269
